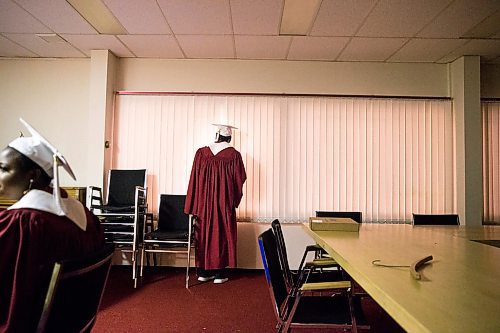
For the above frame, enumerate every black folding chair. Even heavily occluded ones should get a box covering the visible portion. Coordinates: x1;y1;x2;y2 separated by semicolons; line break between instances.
412;214;460;225
316;211;363;223
258;229;368;333
140;194;195;288
271;219;345;294
36;244;114;333
88;169;147;213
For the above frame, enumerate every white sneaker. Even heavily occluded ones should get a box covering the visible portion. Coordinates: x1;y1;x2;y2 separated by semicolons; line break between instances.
213;277;229;284
197;275;215;282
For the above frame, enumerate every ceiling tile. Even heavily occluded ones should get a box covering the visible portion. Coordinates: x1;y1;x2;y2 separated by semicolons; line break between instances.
61;34;133;57
438;39;500;63
0;34;38;57
117;35;183;58
158;0;232;35
388;38;468;63
418;0;500;38
338;37;408;61
311;0;377;36
0;0;51;33
357;0;451;37
231;0;281;35
288;36;349;61
15;0;97;34
103;0;172;34
235;35;290;60
177;35;234;58
3;33;85;57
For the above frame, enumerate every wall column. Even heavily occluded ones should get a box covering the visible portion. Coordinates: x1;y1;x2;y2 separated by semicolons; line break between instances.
87;50;117;191
450;56;483;225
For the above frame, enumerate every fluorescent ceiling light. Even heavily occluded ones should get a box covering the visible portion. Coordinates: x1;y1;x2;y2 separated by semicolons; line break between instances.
66;0;127;35
280;0;321;36
37;33;66;43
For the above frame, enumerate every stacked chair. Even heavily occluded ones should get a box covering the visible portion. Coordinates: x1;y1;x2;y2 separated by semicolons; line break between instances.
88;169;147;288
258;228;369;332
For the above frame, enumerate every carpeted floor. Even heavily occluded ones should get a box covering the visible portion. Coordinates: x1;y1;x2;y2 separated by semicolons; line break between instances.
93;266;406;333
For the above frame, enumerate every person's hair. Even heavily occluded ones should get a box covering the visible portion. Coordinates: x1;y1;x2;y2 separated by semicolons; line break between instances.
10;147;52;186
217;134;231;143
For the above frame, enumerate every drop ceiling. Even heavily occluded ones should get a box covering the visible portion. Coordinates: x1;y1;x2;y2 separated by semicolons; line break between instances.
0;0;499;64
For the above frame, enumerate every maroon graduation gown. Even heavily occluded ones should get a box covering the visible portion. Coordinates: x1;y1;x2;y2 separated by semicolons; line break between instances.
0;207;105;333
185;146;246;270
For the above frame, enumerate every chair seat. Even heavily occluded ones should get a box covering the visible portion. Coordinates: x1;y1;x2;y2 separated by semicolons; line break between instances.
145;230;188;240
93;204;135;213
103;224;134;232
301;269;347;284
105;234;133;242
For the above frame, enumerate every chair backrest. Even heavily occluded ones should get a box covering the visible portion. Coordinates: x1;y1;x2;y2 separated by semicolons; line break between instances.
107;169;146;207
36;243;115;333
258;229;289;322
315;211;363;223
412;214;460;225
270;219;294;289
157;194;189;232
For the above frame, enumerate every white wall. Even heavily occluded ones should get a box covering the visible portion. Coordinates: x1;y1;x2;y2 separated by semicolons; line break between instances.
0;58;91;187
117;59;449;97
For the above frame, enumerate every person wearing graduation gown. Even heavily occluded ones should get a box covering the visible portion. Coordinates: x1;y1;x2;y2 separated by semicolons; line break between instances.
0;119;105;333
185;124;246;284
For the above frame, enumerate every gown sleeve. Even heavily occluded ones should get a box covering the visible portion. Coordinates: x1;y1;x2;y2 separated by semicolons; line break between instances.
233;151;247;208
184;148;202;216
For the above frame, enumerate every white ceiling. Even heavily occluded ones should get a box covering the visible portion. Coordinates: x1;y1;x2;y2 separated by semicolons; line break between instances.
1;0;499;64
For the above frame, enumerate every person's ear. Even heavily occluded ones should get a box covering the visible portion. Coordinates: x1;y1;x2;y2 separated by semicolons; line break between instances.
30;168;43;187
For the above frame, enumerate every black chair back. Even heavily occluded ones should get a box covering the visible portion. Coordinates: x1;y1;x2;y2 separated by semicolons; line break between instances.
36;243;115;333
270;219;294;289
412;214;460;225
258;229;289;321
157;194;189;232
107;169;146;207
316;211;363;223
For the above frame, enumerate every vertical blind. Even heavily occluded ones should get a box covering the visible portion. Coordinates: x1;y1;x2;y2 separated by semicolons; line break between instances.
113;94;455;223
483;102;500;223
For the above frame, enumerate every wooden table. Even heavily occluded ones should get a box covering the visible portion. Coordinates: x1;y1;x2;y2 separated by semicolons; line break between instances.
303;223;500;333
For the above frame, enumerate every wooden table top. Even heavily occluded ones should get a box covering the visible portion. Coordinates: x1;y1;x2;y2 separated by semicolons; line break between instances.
303;223;500;333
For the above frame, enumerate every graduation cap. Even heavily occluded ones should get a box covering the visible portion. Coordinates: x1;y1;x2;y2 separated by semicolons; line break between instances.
8;118;77;216
212;123;238;137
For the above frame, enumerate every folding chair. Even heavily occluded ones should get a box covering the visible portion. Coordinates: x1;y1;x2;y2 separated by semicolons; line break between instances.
91;186;147;288
312;212;362;260
36;243;114;333
87;169;147;213
315;211;363;223
271;219;345;294
140;194;195;288
258;229;368;333
412;214;460;225
313;212;369;296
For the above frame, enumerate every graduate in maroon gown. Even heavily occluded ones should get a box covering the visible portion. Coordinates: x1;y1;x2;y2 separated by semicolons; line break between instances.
0;118;105;332
185;124;246;284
